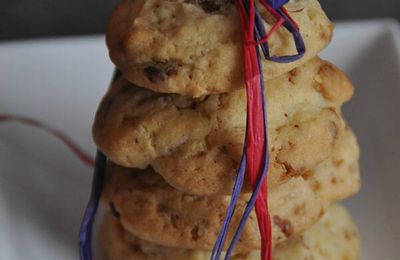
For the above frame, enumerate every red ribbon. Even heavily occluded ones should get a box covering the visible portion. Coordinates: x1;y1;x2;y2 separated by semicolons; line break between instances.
0;114;95;167
236;0;302;258
237;1;272;259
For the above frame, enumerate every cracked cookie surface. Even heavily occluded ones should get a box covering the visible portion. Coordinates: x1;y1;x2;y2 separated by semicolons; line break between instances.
101;204;360;259
106;0;333;96
101;127;360;251
93;58;354;195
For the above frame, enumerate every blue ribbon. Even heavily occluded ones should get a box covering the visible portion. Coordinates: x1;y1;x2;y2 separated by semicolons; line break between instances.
210;1;305;259
267;0;289;9
79;71;120;260
79;151;106;260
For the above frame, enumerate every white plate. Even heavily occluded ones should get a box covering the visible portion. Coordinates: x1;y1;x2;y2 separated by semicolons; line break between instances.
0;19;399;260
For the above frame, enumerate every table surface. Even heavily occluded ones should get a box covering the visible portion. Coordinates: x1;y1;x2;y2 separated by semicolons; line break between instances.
0;20;399;260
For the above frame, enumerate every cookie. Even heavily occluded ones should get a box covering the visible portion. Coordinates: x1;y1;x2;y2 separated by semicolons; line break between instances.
102;127;360;251
93;58;354;195
101;204;360;259
273;204;360;260
106;0;334;96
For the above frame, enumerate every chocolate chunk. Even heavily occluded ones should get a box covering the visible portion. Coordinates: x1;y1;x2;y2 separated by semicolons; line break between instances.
187;0;234;13
277;158;298;177
190;226;200;241
144;62;178;82
273;215;294;237
219;145;228;154
191;102;198;109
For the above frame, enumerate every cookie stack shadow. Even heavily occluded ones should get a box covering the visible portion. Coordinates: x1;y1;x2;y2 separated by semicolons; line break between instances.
93;0;361;259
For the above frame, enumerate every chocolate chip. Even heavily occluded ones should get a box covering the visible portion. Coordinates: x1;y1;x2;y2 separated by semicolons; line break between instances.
191;102;198;109
109;202;120;219
191;226;200;241
187;0;234;13
199;1;222;12
273;215;294;237
144;62;178;82
219;145;228;154
157;204;169;214
280;160;297;176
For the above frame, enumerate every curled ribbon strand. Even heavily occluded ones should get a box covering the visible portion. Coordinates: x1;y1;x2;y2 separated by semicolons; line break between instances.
79;70;121;260
211;1;305;260
0;114;95;167
79;151;106;260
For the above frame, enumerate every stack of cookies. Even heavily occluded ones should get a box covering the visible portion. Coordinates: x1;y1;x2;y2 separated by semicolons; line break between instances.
93;0;361;259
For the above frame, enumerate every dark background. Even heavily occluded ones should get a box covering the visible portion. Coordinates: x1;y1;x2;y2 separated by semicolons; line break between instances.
1;0;399;41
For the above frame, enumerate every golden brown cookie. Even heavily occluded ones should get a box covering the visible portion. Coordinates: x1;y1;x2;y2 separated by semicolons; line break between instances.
101;204;360;260
101;127;360;251
273;204;360;260
93;58;354;195
106;0;333;96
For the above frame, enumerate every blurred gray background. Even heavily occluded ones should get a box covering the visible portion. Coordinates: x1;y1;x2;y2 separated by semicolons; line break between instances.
0;0;399;41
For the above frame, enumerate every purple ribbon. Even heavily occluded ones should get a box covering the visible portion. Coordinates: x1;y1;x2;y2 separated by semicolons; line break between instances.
255;0;305;63
79;71;120;260
79;151;106;260
210;1;305;259
267;0;289;9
